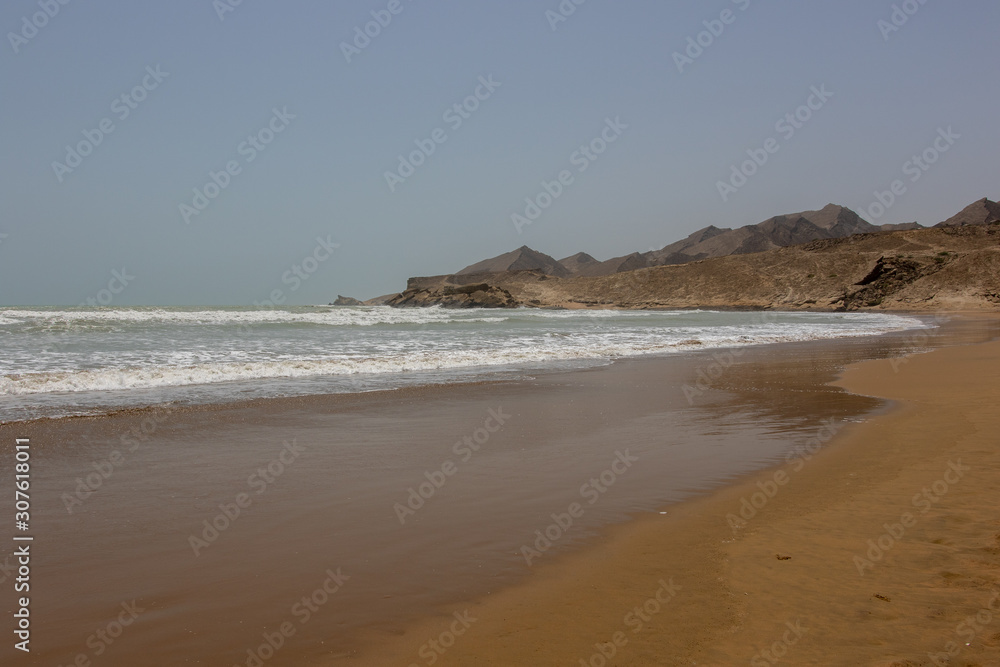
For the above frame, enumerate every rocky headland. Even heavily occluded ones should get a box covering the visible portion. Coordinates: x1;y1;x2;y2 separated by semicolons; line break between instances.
369;199;1000;311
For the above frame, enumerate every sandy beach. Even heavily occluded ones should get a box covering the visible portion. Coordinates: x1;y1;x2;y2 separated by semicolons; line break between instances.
1;316;998;666
7;3;999;665
352;316;1000;666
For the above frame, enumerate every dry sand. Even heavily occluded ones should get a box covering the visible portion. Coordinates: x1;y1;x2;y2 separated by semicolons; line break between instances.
354;332;1000;665
3;332;898;667
4;317;998;666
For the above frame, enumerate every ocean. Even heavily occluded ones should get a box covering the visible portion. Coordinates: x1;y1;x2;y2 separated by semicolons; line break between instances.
0;306;926;423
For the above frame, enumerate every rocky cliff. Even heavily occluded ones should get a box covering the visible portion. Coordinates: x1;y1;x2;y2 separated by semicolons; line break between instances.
377;198;1000;312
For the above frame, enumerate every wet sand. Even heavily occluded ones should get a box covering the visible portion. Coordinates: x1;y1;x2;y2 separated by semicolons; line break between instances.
353;316;1000;666
0;315;997;666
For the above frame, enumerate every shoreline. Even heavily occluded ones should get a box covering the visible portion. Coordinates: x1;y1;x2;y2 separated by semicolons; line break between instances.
2;315;997;666
0;309;941;427
345;316;1000;666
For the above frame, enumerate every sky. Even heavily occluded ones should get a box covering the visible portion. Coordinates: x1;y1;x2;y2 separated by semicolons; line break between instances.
1;0;997;305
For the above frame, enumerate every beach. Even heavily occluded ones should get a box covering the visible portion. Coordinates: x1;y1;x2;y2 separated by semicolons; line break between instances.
1;314;998;666
7;2;999;665
353;315;1000;666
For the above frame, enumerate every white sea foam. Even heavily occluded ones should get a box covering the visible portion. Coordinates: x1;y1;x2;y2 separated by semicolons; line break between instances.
0;306;929;429
0;306;511;327
0;310;926;397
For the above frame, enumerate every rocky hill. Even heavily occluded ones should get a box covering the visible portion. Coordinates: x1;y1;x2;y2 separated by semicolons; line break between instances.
935;198;1000;228
557;252;601;275
456;246;570;277
452;204;901;281
643;204;880;267
380;198;1000;312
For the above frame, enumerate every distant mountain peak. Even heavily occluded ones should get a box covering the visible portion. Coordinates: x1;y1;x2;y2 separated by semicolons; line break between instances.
560;251;598;262
638;204;875;269
456;245;570;277
454;204;881;282
384;198;1000;306
558;252;600;274
935;197;1000;227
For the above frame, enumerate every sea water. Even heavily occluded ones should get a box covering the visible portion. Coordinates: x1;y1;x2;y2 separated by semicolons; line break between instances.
0;306;926;422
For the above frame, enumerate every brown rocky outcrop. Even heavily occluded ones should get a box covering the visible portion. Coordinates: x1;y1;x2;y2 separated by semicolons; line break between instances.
935;197;1000;228
378;198;1000;312
384;283;520;309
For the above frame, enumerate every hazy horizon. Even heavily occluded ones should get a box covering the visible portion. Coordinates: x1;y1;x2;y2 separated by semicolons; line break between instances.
2;0;998;305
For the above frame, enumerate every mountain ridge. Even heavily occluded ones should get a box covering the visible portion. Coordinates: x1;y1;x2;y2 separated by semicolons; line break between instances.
935;198;1000;228
456;245;570;278
455;204;888;278
370;197;1000;311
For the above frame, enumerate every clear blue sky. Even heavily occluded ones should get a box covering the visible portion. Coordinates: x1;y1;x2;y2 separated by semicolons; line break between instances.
1;0;997;305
